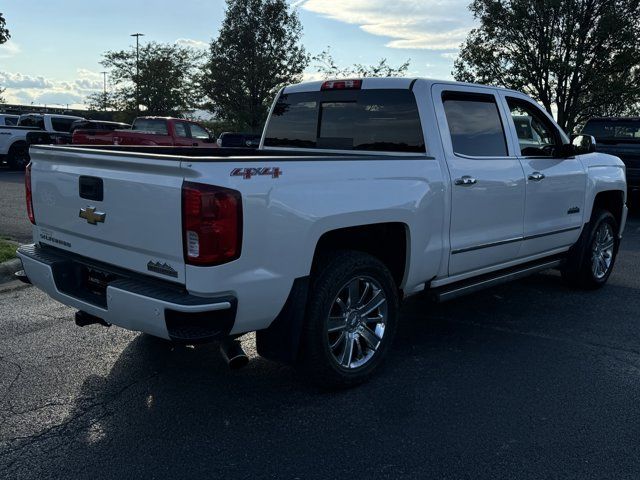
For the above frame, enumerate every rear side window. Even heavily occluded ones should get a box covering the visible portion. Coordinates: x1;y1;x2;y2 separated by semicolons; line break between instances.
5;117;17;126
442;92;508;157
133;119;168;135
264;89;425;153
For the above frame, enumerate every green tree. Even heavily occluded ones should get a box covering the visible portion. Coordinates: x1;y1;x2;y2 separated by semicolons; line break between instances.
453;0;640;133
201;0;309;133
87;42;203;116
313;47;410;79
0;12;10;103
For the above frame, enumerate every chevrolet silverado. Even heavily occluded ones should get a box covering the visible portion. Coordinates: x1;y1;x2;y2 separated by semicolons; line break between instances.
18;78;628;387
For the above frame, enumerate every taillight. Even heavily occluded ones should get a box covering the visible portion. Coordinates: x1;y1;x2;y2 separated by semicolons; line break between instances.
321;79;362;91
25;162;35;225
182;181;242;266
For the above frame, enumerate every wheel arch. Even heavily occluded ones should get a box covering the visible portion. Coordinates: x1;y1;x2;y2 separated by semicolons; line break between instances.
310;222;410;292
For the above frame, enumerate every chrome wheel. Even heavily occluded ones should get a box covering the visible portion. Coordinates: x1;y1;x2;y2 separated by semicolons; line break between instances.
326;276;387;370
591;222;615;280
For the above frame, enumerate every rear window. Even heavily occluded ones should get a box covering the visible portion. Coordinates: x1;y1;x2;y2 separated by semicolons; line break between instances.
133;119;168;135
583;120;640;142
18;115;45;129
264;89;425;153
51;117;77;133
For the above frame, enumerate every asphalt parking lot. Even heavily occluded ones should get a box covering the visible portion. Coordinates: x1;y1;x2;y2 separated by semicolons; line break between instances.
1;166;640;479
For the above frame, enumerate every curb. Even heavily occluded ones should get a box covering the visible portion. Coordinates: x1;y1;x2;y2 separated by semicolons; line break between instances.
0;258;22;284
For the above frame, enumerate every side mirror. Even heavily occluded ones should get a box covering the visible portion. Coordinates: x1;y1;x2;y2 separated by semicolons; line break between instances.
571;134;597;155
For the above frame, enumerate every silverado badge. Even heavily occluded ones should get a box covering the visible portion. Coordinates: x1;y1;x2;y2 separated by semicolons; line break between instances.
79;206;106;225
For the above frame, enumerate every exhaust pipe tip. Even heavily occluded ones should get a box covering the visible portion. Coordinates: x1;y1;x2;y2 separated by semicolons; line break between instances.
220;339;249;369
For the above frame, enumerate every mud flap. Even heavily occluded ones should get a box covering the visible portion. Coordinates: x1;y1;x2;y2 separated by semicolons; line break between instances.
256;276;309;365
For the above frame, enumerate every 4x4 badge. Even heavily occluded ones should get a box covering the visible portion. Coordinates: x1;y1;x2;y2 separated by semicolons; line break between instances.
230;167;282;179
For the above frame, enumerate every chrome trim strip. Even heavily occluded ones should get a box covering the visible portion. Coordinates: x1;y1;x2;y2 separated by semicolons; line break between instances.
451;226;581;255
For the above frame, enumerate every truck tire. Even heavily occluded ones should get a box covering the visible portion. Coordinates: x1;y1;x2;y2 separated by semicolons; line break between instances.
299;251;399;388
562;208;619;289
7;142;29;170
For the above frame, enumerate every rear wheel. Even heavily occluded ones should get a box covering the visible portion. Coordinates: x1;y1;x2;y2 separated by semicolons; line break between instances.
562;209;619;289
299;251;399;388
7;143;29;170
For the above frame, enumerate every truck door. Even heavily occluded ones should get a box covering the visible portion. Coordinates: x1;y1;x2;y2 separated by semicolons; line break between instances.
433;85;526;276
499;94;587;257
173;121;193;147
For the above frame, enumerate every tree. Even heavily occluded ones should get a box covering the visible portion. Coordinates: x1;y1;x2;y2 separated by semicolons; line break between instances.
0;12;10;103
453;0;640;133
87;42;203;116
201;0;308;133
313;48;410;79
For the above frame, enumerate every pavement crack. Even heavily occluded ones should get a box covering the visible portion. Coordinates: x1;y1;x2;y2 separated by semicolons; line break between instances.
0;370;161;474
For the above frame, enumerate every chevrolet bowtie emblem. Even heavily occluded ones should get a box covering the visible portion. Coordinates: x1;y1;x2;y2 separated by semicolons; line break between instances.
79;206;106;225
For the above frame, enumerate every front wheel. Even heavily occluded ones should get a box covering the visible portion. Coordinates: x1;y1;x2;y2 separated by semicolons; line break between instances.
562;209;619;289
299;251;399;389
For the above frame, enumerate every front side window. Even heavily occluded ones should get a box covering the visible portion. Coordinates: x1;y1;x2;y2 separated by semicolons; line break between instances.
442;91;508;157
174;122;188;137
506;98;560;157
189;124;210;140
264;89;425;153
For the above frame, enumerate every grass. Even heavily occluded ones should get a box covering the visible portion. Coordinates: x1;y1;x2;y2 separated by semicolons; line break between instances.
0;237;18;263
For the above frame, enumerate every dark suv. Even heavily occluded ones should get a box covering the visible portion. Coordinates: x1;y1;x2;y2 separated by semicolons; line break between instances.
582;117;640;202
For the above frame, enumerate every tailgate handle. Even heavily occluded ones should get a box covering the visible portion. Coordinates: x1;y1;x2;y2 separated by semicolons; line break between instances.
79;176;103;201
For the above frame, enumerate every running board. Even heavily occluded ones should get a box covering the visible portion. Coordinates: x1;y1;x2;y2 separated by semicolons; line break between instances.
431;258;563;303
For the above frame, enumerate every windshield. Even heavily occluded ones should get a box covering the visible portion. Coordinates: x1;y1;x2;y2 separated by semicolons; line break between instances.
583;120;640;143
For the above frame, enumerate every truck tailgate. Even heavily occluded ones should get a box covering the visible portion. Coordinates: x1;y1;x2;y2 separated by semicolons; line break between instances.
29;146;187;283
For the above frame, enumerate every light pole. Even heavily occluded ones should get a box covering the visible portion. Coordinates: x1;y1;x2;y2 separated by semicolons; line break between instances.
101;71;108;111
130;33;144;112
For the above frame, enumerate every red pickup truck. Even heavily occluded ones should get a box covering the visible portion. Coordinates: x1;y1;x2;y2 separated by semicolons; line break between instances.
72;117;216;147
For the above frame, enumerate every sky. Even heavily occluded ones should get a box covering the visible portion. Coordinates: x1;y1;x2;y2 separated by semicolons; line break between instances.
0;0;475;109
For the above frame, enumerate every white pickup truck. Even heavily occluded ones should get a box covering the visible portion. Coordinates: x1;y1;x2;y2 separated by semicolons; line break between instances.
0;113;84;169
18;78;627;387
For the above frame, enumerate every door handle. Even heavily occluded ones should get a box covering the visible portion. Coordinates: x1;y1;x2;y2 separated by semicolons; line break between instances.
454;175;477;186
528;172;546;182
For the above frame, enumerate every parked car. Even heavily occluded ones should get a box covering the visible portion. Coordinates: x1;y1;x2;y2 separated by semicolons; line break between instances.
0;113;85;169
0;114;19;126
582;117;640;201
217;132;261;148
72;116;216;147
19;77;627;388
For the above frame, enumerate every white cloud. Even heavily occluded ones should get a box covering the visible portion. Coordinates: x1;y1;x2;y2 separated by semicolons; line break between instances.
176;38;208;49
1;68;105;109
0;40;21;58
0;72;53;89
300;0;473;50
441;51;459;60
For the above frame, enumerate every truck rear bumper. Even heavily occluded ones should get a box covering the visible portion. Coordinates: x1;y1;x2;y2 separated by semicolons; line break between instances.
17;244;236;342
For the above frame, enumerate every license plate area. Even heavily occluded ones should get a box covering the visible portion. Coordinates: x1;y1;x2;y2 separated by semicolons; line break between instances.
52;260;120;308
